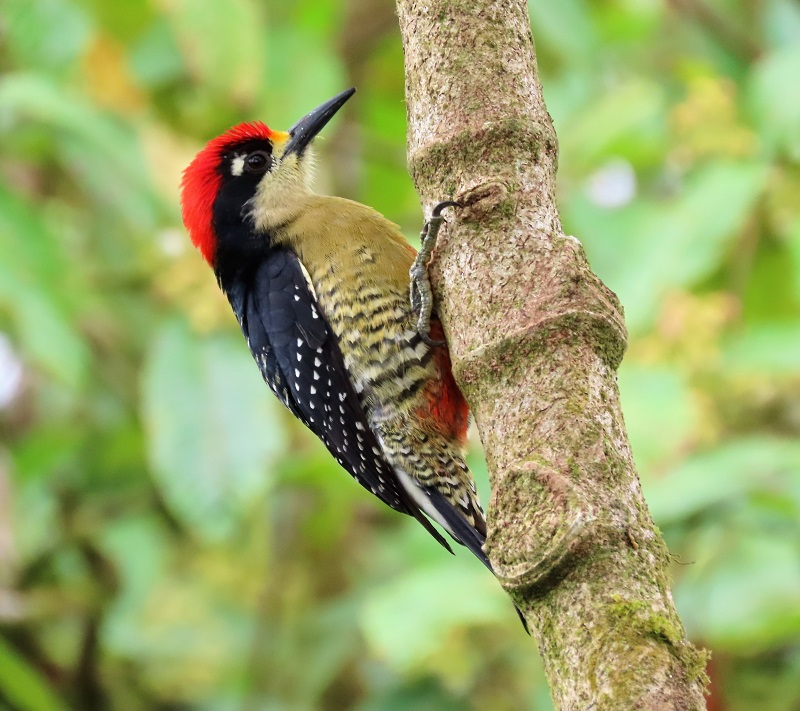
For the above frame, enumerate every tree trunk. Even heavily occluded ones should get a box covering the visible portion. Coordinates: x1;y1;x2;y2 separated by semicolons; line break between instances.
395;1;710;709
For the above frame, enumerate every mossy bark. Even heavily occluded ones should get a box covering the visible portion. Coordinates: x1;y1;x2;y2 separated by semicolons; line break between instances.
395;1;710;708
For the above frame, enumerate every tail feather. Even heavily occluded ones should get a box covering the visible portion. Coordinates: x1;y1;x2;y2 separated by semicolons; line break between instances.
421;485;530;635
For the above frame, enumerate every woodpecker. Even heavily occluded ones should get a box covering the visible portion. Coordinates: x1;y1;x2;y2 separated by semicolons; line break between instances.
181;88;525;630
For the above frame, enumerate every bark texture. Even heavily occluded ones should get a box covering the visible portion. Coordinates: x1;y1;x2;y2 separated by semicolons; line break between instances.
395;1;710;709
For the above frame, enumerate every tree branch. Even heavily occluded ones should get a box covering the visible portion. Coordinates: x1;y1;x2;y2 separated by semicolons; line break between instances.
395;1;710;708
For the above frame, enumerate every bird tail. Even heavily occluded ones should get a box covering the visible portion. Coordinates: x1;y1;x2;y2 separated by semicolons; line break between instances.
420;485;530;635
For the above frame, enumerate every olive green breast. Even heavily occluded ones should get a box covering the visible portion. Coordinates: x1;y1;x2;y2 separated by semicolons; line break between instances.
274;196;432;415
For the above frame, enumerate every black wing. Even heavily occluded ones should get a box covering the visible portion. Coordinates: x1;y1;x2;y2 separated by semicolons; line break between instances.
230;248;454;553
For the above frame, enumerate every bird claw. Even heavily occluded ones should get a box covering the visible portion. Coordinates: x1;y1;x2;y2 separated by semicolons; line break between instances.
409;201;460;347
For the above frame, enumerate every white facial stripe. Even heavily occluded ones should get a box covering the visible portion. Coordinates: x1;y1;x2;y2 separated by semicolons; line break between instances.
231;155;245;176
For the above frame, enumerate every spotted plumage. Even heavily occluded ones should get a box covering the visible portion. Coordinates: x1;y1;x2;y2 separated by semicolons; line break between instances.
180;89;527;631
277;197;486;544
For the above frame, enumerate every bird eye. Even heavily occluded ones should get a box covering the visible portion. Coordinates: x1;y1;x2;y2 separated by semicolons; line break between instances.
244;151;270;174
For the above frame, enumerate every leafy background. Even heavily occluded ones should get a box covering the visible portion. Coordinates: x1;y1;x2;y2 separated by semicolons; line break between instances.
1;0;799;709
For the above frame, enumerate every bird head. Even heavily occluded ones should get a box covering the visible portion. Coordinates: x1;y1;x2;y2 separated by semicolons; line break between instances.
181;88;355;267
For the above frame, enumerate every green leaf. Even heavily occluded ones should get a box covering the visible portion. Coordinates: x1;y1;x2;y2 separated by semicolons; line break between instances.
0;186;89;387
3;0;91;72
165;0;263;105
0;635;71;711
102;516;170;627
129;18;185;88
721;323;800;374
763;0;800;48
646;437;800;525
789;219;800;300
0;74;165;229
618;364;698;477
140;319;285;539
613;161;768;332
560;77;665;165
747;43;800;158
361;562;510;674
261;26;346;130
529;0;597;63
79;0;153;43
596;1;665;45
676;532;800;651
0;270;89;388
355;679;465;711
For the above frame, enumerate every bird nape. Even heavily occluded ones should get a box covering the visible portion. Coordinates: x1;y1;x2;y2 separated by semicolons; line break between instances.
180;87;528;634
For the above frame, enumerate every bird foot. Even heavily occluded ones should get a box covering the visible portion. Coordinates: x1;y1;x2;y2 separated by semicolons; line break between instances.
409;201;460;347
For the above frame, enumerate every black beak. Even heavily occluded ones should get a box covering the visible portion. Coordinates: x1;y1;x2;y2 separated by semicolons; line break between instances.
283;88;356;158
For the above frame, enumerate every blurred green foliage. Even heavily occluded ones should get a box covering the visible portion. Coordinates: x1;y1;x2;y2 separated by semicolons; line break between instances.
0;0;798;709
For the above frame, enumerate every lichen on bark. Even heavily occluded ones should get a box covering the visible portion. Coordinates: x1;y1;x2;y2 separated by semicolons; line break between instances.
395;0;710;708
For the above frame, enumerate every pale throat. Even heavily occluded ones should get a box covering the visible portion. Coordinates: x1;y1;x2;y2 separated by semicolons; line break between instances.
248;151;315;233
